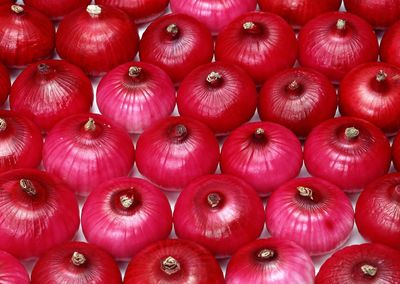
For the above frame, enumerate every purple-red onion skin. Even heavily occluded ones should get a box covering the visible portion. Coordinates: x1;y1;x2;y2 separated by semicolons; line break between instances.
177;62;257;134
0;64;10;106
381;21;400;68
393;133;400;171
221;121;303;196
81;177;172;260
0;250;30;283
215;11;298;83
96;61;176;134
23;0;91;19
225;238;315;284
124;239;225;284
304;117;391;192
173;174;265;258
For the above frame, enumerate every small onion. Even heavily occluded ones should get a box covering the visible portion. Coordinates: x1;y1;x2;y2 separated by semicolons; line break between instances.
0;63;10;106
23;0;91;20
220;121;303;196
96;62;175;133
43;113;135;196
380;20;400;68
393;132;400;171
0;250;30;283
173;174;265;258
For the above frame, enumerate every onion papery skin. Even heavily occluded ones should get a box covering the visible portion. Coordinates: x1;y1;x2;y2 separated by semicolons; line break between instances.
24;0;91;20
0;63;10;106
393;133;400;171
10;60;93;132
31;241;122;284
215;11;298;83
173;174;265;258
0;250;30;283
381;21;400;68
225;238;315;284
81;177;172;260
315;243;400;284
298;11;379;82
43;113;135;196
355;173;400;250
220;121;303;196
0;169;79;259
266;177;354;256
139;13;213;84
135;116;219;191
56;4;139;76
96;61;175;134
124;239;225;284
0;110;42;174
339;62;400;135
304;117;391;192
258;68;337;137
177;62;257;134
0;4;54;68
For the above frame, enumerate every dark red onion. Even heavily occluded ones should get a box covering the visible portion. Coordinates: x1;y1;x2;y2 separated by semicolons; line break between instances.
380;20;400;68
23;0;91;19
393;132;400;171
0;63;10;106
0;250;29;283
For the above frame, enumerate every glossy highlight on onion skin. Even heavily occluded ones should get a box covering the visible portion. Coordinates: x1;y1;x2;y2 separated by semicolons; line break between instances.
380;21;400;68
24;0;91;20
393;133;400;171
0;63;10;106
0;250;30;283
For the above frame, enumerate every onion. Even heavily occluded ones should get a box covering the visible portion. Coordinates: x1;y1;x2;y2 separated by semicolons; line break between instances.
173;174;265;258
0;250;30;283
215;11;298;83
96;62;175;134
31;241;122;284
0;63;10;106
393;132;400;171
10;60;93;132
23;0;91;20
124;239;225;284
177;62;257;134
0;4;54;68
139;13;213;84
136;116;219;191
304;117;391;192
225;238;315;284
339;62;400;135
266;177;354;255
380;20;400;68
43;113;135;196
81;177;172;260
258;67;337;137
56;4;139;76
316;243;400;283
298;11;379;82
0;169;79;259
220;121;303;196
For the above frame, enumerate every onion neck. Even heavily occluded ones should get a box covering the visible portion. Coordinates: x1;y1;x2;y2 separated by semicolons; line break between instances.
11;5;24;14
161;256;181;275
37;63;54;76
165;24;179;39
336;19;346;31
361;264;377;278
169;124;188;143
86;4;101;17
286;80;303;95
0;118;6;132
253;128;267;143
256;249;275;261
345;127;360;140
84;118;96;132
243;21;262;35
71;252;86;266
19;179;37;197
120;194;134;209
206;71;223;87
207;192;222;208
128;66;142;78
376;70;388;83
297;186;314;201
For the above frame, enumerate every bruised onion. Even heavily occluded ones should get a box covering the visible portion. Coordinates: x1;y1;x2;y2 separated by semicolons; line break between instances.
380;20;400;68
0;63;10;106
0;250;30;283
23;0;91;19
393;133;400;171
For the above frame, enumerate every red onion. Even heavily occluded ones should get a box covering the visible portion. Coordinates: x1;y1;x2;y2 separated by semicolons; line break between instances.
82;177;172;260
124;239;225;284
0;169;79;259
258;68;337;137
43;113;135;196
393;132;400;171
0;250;30;283
173;174;265;258
215;11;298;83
220;121;303;196
304;117;391;192
31;241;122;284
0;4;54;68
139;13;213;84
316;243;400;283
23;0;91;20
339;62;400;135
298;11;379;82
177;62;257;134
96;62;175;134
10;60;93;131
380;20;400;68
56;4;139;76
136;116;219;191
0;110;42;174
225;238;315;284
0;63;10;106
0;0;14;4
266;177;354;255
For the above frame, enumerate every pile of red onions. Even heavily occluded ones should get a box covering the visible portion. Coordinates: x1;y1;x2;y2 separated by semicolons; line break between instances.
96;62;175;133
393;133;400;171
0;63;10;106
380;21;400;68
24;0;91;19
0;250;29;283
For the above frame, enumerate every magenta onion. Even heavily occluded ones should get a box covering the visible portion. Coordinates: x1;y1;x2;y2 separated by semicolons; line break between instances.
136;116;219;191
82;177;172;260
124;239;225;284
43;113;135;196
96;62;175;133
258;68;337;137
220;121;302;196
266;177;354;255
56;4;139;76
139;13;213;84
215;11;298;83
225;238;315;284
23;0;91;19
31;241;122;284
380;20;400;68
0;250;30;283
0;63;10;106
177;62;257;134
393;133;400;171
173;174;265;258
10;60;93;131
304;117;391;192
